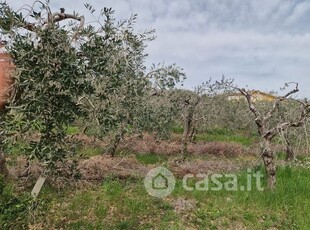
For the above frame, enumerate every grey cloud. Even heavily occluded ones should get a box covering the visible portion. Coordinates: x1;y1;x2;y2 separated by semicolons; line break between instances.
285;1;310;25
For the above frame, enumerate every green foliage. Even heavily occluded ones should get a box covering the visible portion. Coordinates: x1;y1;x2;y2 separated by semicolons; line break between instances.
1;1;309;228
78;8;185;154
0;0;185;171
0;182;32;229
0;2;94;169
80;8;153;136
0;2;25;33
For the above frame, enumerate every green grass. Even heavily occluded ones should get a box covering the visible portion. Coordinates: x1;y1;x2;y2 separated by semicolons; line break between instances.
0;179;32;229
171;165;310;229
195;129;256;146
41;178;181;229
65;125;80;135
4;141;29;166
171;125;184;134
6;164;308;229
170;127;257;146
135;153;168;165
76;145;102;158
276;151;287;160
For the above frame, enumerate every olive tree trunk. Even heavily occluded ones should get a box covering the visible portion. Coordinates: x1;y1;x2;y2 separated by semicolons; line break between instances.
181;96;200;161
181;106;194;161
284;133;295;161
106;128;125;157
261;138;276;189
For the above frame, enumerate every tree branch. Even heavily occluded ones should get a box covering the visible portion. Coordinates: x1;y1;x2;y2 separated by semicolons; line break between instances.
21;7;85;38
264;82;299;122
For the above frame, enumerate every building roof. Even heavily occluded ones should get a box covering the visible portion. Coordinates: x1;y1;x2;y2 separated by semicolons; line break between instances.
228;90;277;101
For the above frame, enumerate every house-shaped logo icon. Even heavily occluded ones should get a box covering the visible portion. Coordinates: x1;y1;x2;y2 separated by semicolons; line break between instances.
152;173;169;190
144;167;175;198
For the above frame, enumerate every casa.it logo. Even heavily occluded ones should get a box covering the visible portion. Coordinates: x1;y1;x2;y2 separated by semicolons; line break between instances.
144;167;176;198
144;167;264;198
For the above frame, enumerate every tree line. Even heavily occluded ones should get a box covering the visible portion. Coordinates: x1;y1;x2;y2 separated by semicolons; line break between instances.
0;1;309;189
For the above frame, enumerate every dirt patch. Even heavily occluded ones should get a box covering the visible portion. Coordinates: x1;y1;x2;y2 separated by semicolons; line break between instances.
68;133;104;147
121;134;180;155
69;133;251;157
78;155;150;181
121;134;250;157
8;154;254;191
188;141;247;157
170;198;197;213
168;158;245;178
8;155;150;189
7;133;256;189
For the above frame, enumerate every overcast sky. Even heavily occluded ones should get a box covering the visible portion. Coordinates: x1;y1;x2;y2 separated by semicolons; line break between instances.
5;0;310;97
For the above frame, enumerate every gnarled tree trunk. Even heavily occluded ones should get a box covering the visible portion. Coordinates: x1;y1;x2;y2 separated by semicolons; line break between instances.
235;83;309;190
188;125;197;143
181;107;193;161
181;97;200;161
261;138;276;189
106;128;125;157
284;132;295;161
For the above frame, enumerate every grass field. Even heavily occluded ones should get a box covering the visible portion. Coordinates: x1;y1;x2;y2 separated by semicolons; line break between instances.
1;131;310;229
39;166;309;230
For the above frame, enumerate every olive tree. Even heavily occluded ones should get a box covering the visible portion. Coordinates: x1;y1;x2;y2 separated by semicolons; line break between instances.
74;6;185;157
0;2;97;173
233;83;310;189
275;100;310;160
169;77;233;160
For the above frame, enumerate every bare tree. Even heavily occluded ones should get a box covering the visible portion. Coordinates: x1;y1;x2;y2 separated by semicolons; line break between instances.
277;101;307;161
178;78;233;160
234;83;309;189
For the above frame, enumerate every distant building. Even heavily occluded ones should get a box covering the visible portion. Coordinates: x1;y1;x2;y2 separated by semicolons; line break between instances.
228;90;277;102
